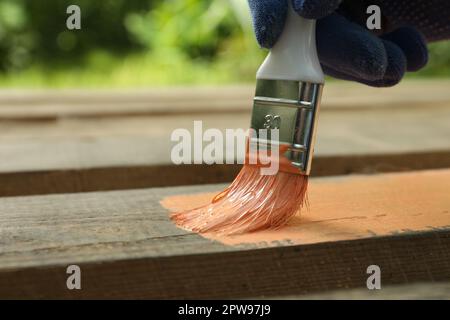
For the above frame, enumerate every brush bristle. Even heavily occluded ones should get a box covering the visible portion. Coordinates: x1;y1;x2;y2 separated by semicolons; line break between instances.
171;164;308;235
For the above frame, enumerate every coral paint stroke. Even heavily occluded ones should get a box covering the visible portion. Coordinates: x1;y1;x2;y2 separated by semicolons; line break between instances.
170;164;308;235
162;169;450;246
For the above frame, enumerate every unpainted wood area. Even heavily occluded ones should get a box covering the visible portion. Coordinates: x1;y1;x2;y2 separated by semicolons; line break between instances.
0;169;449;299
1;80;450;196
1;80;449;119
289;282;450;300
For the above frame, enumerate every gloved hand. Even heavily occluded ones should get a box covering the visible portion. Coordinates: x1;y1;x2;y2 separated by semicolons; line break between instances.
248;0;450;87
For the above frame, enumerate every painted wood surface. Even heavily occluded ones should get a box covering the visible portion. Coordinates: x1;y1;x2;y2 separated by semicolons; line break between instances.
0;169;449;298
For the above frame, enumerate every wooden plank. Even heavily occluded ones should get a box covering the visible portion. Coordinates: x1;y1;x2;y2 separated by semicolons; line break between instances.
0;86;253;120
0;80;449;120
287;282;450;299
4;107;450;172
1;152;450;197
1;97;450;196
0;169;449;299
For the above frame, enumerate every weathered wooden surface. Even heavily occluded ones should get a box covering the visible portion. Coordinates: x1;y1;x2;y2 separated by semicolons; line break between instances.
0;80;449;120
2;151;449;198
293;282;450;299
0;169;449;299
1;81;450;196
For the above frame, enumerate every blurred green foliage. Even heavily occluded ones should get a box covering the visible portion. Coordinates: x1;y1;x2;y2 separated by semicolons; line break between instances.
0;0;151;70
0;0;448;87
125;0;238;59
412;41;450;77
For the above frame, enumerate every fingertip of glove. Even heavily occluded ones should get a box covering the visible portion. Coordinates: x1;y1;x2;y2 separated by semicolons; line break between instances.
373;40;407;87
354;37;387;81
316;14;387;81
249;0;287;48
320;35;407;87
382;27;429;72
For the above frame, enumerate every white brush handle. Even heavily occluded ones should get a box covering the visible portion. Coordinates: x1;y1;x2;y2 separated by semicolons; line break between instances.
256;3;324;84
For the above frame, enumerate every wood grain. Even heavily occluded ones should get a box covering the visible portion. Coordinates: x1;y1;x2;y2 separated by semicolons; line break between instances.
287;282;450;299
1;151;449;197
1;81;450;196
0;169;449;299
0;80;449;120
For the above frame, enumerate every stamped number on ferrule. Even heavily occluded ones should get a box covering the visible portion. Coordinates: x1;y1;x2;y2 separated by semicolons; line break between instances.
263;114;281;130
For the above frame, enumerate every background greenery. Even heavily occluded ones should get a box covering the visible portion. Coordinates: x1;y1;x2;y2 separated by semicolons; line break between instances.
0;0;448;88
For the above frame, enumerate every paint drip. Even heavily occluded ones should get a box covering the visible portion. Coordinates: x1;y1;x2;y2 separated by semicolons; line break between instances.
170;163;308;235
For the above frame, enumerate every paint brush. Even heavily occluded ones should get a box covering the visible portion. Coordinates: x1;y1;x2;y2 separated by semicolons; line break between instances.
171;4;324;235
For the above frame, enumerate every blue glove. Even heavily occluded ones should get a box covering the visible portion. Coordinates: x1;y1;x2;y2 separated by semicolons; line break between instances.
248;0;450;87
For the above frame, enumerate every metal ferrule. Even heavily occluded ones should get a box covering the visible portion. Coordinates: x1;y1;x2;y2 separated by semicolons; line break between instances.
250;79;323;175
